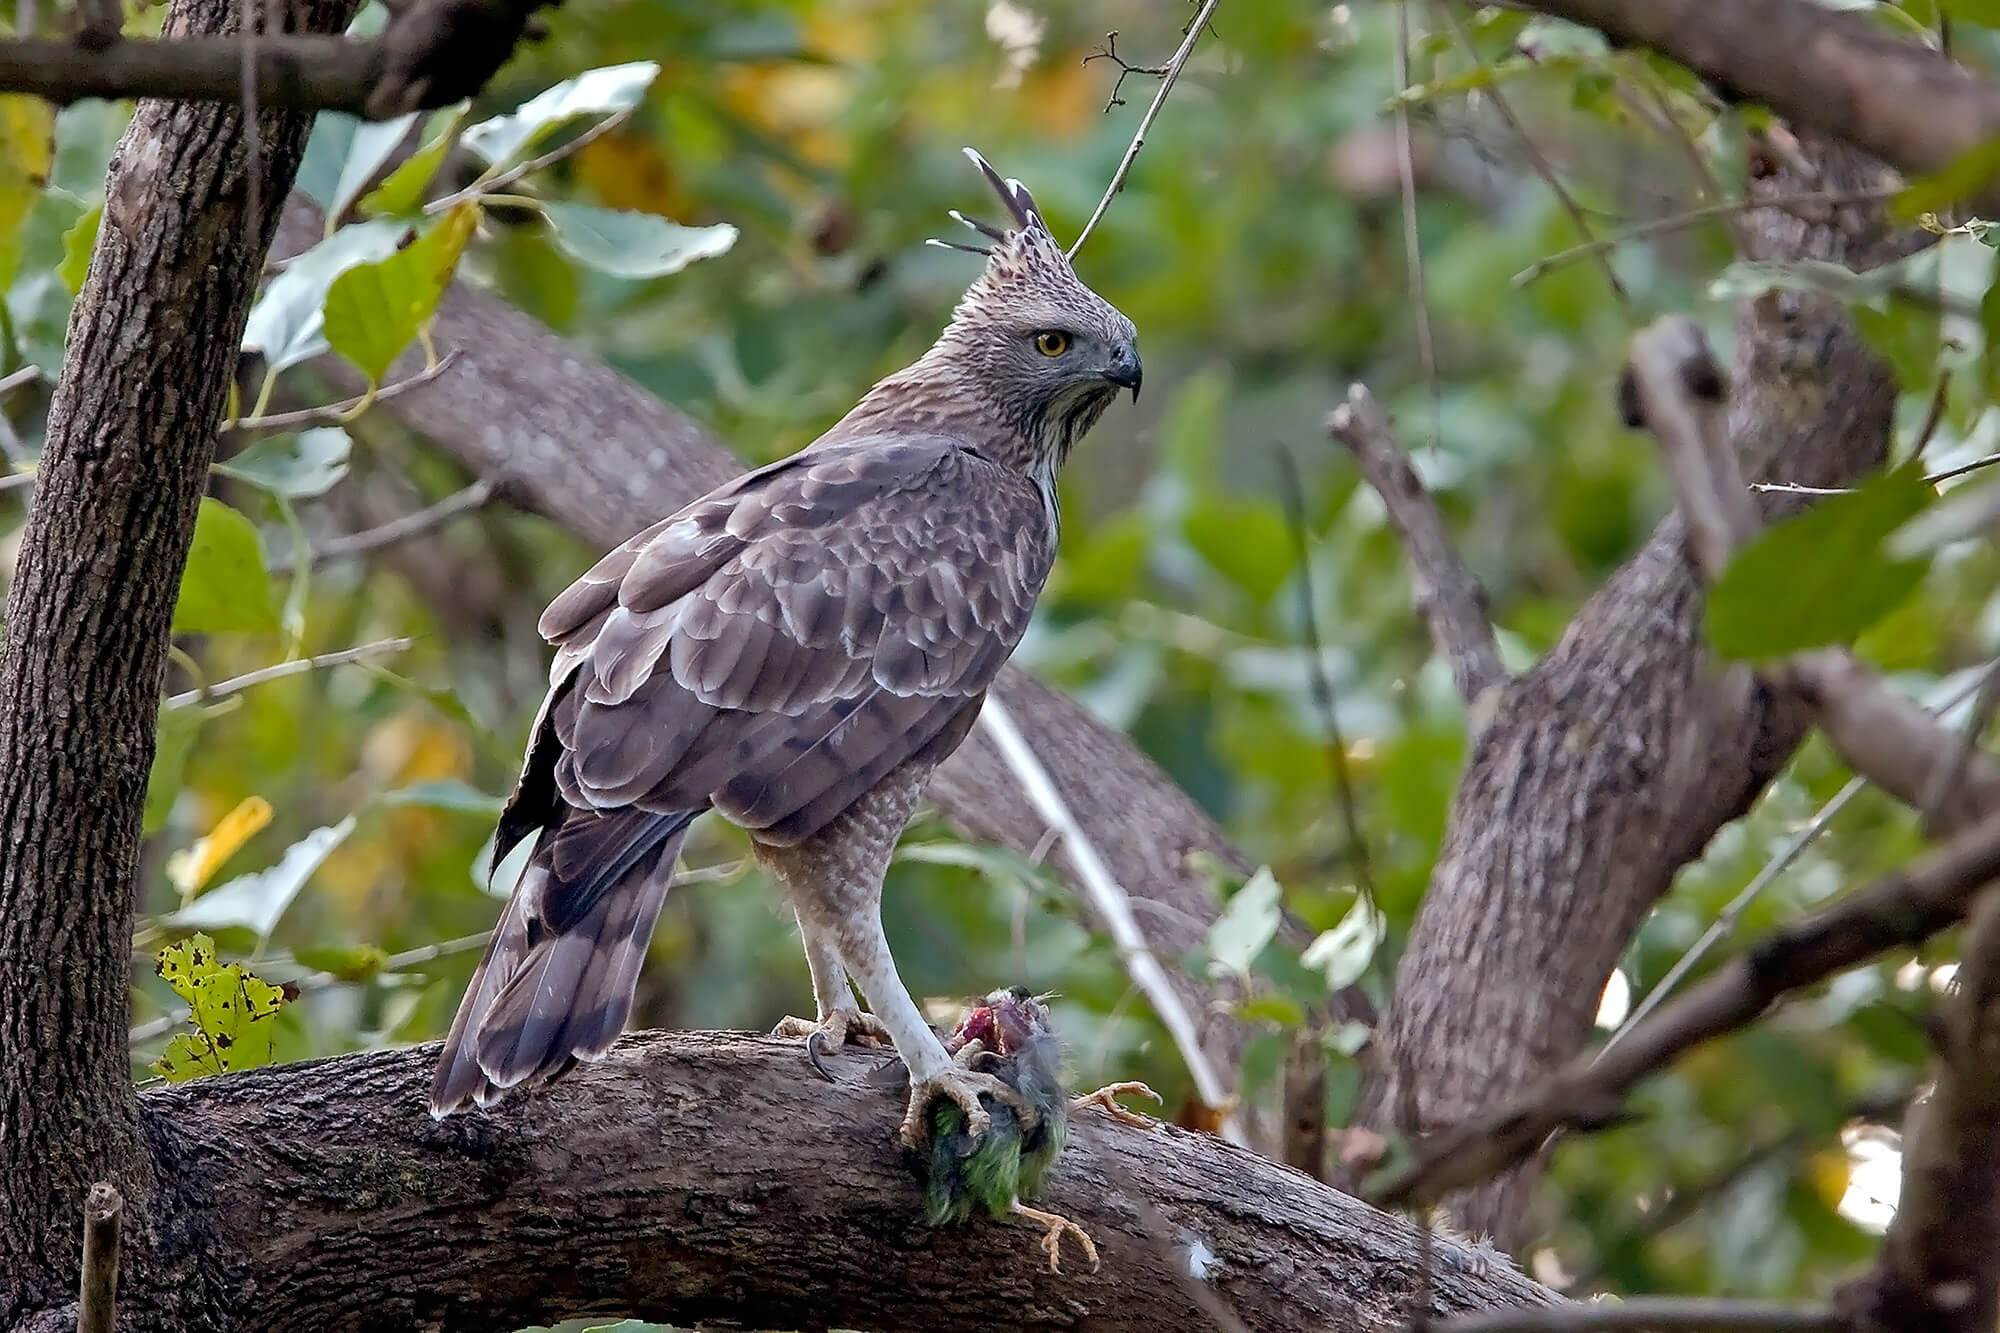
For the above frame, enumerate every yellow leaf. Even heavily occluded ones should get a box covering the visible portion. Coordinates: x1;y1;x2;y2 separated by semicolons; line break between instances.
1805;1147;1852;1210
167;795;273;898
0;93;54;260
1018;48;1099;139
574;131;684;217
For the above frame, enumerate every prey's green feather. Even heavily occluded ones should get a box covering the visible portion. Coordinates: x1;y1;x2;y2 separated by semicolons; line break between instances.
916;990;1072;1225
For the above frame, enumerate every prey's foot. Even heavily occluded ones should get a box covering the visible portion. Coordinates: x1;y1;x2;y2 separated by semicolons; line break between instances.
1011;1200;1100;1274
899;1066;1038;1147
1071;1080;1163;1129
771;1007;890;1083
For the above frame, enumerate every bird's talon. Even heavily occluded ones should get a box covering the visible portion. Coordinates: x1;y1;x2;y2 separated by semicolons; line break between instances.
1070;1080;1163;1129
1011;1200;1099;1274
774;1007;890;1083
899;1066;1036;1147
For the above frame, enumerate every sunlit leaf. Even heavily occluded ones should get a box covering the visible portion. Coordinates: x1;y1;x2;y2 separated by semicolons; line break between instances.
0;94;54;284
540;202;737;280
57;202;99;295
242;219;405;371
216;427;351;499
360;105;466;217
1206;865;1283;977
168;815;358;942
322;202;478;381
174;498;278;634
1301;894;1384;991
167;795;274;897
151;933;291;1081
329;111;421;221
1707;463;1936;661
462;61;660;167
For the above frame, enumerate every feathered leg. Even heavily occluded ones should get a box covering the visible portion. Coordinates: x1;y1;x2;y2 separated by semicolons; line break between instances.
771;910;890;1079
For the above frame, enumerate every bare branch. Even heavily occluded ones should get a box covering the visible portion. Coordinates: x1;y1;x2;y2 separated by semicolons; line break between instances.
1326;383;1506;706
0;0;556;119
1521;0;2000;215
1069;0;1221;259
1616;314;1750;578
264;479;495;575
164;637;412;709
218;350;459;439
1435;1296;1844;1332
1370;805;2000;1212
76;1183;121;1333
124;1032;1556;1332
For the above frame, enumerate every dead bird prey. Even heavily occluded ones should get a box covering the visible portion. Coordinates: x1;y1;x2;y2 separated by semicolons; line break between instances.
430;149;1143;1150
920;987;1159;1273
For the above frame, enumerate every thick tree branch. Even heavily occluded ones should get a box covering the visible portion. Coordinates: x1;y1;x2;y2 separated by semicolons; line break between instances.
1436;1295;1843;1332
273;197;1268;1115
1354;139;1912;1244
1526;0;2000;214
0;0;550;119
130;1032;1555;1332
1326;384;1506;709
1371;806;2000;1212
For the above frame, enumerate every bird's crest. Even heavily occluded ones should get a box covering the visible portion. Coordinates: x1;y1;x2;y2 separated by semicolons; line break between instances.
928;147;1074;284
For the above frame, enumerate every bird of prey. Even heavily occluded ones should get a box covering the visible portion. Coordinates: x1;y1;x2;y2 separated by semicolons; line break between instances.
430;149;1143;1148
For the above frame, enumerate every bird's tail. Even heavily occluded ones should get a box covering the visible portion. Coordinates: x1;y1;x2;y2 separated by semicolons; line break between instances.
429;807;695;1116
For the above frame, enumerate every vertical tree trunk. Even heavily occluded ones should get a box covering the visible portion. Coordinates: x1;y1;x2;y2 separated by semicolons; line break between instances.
0;0;355;1316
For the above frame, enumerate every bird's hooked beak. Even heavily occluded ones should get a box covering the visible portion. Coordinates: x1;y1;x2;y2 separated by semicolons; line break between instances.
1103;343;1143;401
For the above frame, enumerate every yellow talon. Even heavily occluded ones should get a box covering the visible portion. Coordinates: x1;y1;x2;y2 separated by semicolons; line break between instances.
1070;1080;1163;1128
1011;1200;1100;1274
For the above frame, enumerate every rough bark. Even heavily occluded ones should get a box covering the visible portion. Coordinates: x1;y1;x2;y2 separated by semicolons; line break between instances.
271;199;1264;1100
127;1032;1553;1333
1358;141;1915;1243
0;0;360;1314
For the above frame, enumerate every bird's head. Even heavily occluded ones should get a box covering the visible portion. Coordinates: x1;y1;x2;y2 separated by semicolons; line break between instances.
929;149;1142;470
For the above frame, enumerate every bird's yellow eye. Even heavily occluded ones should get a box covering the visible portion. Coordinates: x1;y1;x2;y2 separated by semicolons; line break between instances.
1033;330;1071;357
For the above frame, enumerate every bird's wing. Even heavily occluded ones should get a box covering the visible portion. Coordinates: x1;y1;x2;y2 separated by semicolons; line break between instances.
524;435;1055;849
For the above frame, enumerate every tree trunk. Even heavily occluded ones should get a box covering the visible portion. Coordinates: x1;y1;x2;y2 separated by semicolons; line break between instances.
0;0;356;1317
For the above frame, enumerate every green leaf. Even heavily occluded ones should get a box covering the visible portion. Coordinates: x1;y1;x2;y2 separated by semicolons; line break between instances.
1893;133;2000;218
1206;865;1283;977
1943;0;2000;27
57;203;98;296
1851;301;1942;391
360;106;465;217
1706;463;1936;661
168;815;358;942
380;778;505;817
322;202;478;381
293;944;389;983
174;498;277;634
295;112;360;212
540;203;737;280
1301;895;1384;991
1183;498;1294;603
151;933;291;1081
5;190;86;372
329;111;421;221
143;703;206;836
462;61;660;168
242;219;406;371
215;427;351;499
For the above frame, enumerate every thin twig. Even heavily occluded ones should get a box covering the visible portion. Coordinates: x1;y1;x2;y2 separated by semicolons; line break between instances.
218;349;459;438
266;479;496;575
1393;1;1439;449
1080;31;1168;112
0;364;43;394
1068;0;1221;259
77;1182;122;1333
164;637;413;709
1442;5;1627;304
1514;189;1899;287
1911;369;1953;462
1433;1296;1844;1332
1327;383;1506;706
427;104;634;215
977;696;1244;1144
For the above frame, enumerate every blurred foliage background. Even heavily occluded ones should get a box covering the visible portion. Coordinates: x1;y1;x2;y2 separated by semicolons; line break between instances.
7;0;2000;1313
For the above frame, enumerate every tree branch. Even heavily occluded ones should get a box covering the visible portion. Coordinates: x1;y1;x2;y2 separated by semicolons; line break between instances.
1353;136;1912;1244
0;0;552;119
1326;383;1506;709
130;1032;1555;1332
1435;1295;1843;1332
1524;0;2000;214
76;1184;121;1333
1371;802;2000;1213
272;195;1273;1119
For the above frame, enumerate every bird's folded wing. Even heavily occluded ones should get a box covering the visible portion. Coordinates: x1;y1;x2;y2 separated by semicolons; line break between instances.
531;435;1055;847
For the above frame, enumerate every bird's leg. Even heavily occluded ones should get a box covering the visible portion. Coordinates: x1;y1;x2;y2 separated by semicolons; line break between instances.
835;914;1036;1146
1070;1080;1164;1128
1009;1200;1100;1274
771;910;889;1080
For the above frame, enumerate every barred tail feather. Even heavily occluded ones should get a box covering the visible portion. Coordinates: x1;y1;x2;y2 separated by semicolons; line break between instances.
429;808;695;1116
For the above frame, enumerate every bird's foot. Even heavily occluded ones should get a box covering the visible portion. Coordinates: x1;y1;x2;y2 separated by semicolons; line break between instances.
1011;1200;1100;1274
899;1065;1038;1147
771;1007;890;1083
1070;1080;1163;1129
